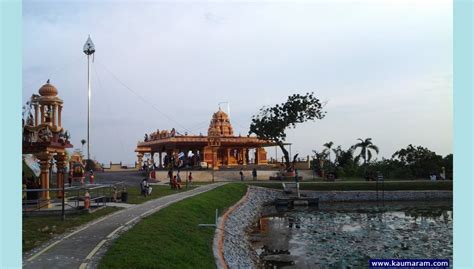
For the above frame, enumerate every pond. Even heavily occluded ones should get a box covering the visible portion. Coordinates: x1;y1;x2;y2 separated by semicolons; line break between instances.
250;200;452;269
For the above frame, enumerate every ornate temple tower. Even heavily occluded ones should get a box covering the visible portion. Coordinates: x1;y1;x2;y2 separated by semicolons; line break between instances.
23;80;73;205
208;109;234;137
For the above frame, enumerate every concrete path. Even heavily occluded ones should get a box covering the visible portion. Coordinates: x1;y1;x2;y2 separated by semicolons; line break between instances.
23;182;226;269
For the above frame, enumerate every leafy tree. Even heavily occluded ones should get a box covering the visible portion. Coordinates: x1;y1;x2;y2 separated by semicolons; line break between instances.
249;92;326;170
334;146;354;168
392;144;444;178
352;138;379;167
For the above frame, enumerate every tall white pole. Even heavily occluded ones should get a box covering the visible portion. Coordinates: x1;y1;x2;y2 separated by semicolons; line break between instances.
83;35;95;162
87;54;91;161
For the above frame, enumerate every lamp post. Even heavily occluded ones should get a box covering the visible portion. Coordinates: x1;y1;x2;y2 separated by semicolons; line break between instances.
83;35;95;163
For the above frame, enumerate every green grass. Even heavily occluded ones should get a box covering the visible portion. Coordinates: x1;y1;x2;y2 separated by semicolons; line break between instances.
99;183;248;269
126;185;197;204
23;207;122;252
247;181;452;191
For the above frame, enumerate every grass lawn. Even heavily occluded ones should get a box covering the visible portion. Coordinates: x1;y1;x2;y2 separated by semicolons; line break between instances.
23;206;122;252
99;183;247;269
126;184;197;204
248;180;452;191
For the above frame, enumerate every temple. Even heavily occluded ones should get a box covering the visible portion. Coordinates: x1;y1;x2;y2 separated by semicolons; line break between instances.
135;109;276;169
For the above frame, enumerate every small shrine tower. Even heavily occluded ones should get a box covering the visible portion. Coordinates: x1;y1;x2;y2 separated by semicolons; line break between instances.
23;80;73;206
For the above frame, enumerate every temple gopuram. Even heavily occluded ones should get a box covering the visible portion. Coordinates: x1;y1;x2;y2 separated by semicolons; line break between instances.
135;109;276;170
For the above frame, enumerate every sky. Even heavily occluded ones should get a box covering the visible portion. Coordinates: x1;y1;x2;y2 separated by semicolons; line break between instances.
23;0;452;165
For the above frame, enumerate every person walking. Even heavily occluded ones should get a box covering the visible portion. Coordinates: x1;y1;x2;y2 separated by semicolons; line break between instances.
239;169;244;181
294;169;299;183
252;168;257;181
188;172;193;184
89;170;94;184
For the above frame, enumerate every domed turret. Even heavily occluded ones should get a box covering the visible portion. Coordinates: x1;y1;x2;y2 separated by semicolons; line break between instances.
38;79;58;97
208;109;234;136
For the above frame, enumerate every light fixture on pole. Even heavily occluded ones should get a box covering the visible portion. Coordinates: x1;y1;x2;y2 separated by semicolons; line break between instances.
83;35;95;163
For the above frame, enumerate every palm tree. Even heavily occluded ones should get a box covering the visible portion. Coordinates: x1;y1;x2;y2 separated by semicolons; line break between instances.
352;138;379;167
312;150;328;162
312;150;329;177
332;145;343;167
323;141;334;163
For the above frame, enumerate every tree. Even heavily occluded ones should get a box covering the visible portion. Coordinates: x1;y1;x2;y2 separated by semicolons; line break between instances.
333;146;354;168
323;141;334;163
392;144;443;178
352;138;379;167
249;92;326;170
312;150;328;161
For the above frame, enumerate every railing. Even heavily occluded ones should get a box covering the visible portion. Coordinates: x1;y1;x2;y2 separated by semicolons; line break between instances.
22;183;125;215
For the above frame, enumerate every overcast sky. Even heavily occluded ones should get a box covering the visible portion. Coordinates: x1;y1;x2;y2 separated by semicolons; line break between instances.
23;0;452;165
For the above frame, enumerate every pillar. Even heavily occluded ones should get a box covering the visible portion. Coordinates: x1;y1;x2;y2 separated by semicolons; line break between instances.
226;148;231;165
150;152;155;167
158;151;163;169
256;148;268;164
212;148;218;170
34;104;39;126
136;153;144;169
255;148;260;164
36;152;52;207
52;104;57;127
55;153;67;198
244;148;249;165
40;105;45;124
58;105;62;127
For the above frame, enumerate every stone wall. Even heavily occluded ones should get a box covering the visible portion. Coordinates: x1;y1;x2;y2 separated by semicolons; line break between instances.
301;190;453;202
148;169;315;182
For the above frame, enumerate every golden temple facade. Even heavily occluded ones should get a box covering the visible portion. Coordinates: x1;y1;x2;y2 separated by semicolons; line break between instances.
135;109;275;169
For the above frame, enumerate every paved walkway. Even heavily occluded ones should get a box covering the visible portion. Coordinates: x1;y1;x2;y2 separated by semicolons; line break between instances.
23;183;226;269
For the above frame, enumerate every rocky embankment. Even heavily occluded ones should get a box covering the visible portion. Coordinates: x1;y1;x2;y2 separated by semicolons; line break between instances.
215;186;280;269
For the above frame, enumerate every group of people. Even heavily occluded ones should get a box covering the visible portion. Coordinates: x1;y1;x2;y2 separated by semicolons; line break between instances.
168;169;193;190
239;168;259;181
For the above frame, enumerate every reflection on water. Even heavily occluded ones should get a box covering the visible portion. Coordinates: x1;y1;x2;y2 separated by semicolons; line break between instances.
251;201;452;269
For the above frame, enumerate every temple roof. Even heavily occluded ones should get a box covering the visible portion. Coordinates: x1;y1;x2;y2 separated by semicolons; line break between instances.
136;135;276;152
38;80;58;97
208;109;234;137
136;109;280;152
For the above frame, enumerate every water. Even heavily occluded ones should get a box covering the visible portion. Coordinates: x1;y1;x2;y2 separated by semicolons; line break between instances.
251;201;452;269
